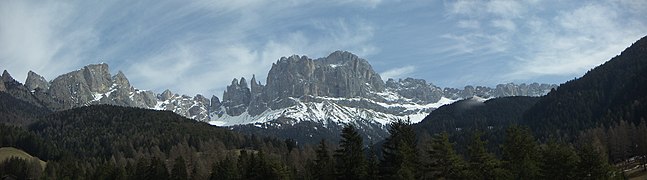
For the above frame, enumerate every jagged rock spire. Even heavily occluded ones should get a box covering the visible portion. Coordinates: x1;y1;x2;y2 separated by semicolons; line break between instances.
2;70;15;83
25;70;49;91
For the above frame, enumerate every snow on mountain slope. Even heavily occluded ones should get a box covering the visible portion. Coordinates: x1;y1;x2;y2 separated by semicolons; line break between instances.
209;92;458;127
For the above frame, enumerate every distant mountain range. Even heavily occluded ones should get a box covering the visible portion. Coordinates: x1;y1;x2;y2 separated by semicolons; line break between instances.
0;51;556;143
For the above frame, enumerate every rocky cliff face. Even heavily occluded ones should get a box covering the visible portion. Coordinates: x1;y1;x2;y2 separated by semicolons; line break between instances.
385;78;444;103
222;78;252;116
25;71;49;91
440;83;557;99
0;72;6;92
210;51;558;144
47;64;112;109
265;51;385;101
154;89;211;121
1;64;213;122
1;70;48;108
0;79;5;92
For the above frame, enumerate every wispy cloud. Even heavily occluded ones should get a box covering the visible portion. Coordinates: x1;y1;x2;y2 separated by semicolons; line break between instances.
121;5;378;96
2;0;646;97
0;1;97;82
457;20;480;29
381;66;416;80
0;0;379;96
440;1;522;56
504;2;647;80
491;19;516;32
441;0;647;84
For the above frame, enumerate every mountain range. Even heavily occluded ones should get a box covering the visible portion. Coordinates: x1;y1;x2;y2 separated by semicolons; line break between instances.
0;51;556;143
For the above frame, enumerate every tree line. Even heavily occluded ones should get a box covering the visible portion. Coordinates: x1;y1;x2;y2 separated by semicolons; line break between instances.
303;120;626;180
1;104;645;179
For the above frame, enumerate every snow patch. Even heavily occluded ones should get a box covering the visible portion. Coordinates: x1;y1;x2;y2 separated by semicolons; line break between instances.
210;95;459;127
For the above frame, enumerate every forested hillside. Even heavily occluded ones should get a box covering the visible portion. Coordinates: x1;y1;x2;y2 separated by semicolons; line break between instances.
0;92;51;127
523;36;647;137
415;96;539;134
2;105;310;179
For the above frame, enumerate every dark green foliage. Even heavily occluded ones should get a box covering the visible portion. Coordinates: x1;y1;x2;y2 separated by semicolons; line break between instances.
575;143;614;179
285;138;297;153
335;124;367;179
502;125;540;179
415;96;540;156
636;120;647;171
0;92;51;127
425;132;468;179
416;96;539;136
210;157;239;180
134;157;169;180
313;139;335;180
28;105;245;159
171;156;188;180
539;140;579;179
0;124;63;160
231;118;388;146
467;131;510;180
380;119;418;179
0;104;307;179
90;160;127;180
366;143;380;180
233;150;291;180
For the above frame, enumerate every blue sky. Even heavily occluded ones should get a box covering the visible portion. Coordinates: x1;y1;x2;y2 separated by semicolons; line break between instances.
1;0;646;97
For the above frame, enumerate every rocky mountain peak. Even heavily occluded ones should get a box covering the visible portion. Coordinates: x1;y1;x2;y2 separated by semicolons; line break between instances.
193;94;210;106
209;95;222;114
264;51;385;102
2;70;15;83
276;55;309;64
0;72;5;91
250;75;264;93
160;89;174;101
25;71;50;91
385;78;443;103
222;77;252;116
239;77;248;89
112;71;131;89
81;63;112;92
322;50;360;65
46;64;117;109
230;78;238;86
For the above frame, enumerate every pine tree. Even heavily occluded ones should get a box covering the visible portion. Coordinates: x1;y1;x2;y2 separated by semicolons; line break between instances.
171;156;188;180
366;142;380;180
467;131;510;180
313;139;335;180
334;124;367;179
285;138;297;153
637;119;647;171
426;132;468;179
539;140;578;179
134;158;150;180
150;157;170;180
575;143;612;179
380;119;418;179
502;125;540;179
